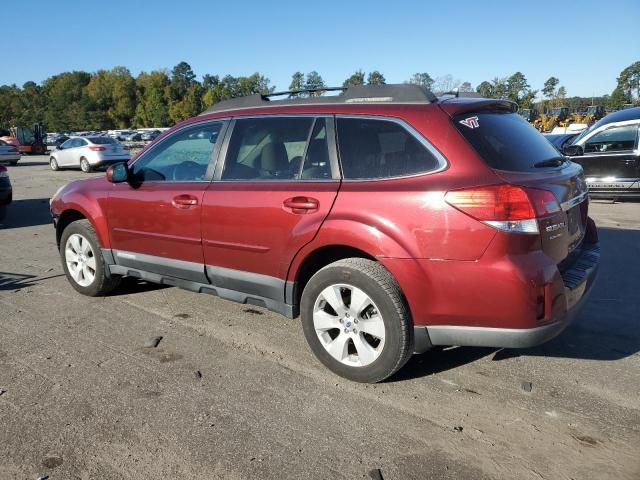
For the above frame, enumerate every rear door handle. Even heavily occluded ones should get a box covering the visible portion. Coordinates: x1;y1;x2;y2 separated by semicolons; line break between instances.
172;194;199;209
283;196;319;214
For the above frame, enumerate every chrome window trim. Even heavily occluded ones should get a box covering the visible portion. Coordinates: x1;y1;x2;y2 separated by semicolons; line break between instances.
127;118;230;184
575;120;640;149
335;114;449;181
213;114;340;182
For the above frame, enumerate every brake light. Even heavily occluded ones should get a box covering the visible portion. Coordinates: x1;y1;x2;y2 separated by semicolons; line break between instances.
89;146;106;151
445;184;560;234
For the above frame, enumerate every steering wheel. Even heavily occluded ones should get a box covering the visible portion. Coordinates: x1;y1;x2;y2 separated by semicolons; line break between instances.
171;160;205;181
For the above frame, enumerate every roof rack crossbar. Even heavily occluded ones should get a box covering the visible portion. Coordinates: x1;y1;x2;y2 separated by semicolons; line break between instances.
264;87;346;98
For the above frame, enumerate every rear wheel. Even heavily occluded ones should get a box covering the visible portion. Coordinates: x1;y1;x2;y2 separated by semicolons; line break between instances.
300;258;412;383
50;157;59;171
80;157;91;173
60;220;120;296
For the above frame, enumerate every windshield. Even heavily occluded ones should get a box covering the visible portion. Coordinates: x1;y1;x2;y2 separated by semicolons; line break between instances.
454;111;563;171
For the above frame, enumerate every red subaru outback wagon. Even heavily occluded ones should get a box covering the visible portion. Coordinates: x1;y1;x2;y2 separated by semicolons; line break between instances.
50;85;600;383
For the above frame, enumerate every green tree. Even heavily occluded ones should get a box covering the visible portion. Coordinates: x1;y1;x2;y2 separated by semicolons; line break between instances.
86;66;136;128
459;81;473;92
542;77;559;99
617;61;640;101
169;83;203;123
42;71;93;131
367;71;386;85
342;70;365;88
170;61;197;99
608;86;630;109
288;71;305;96
304;71;325;95
133;70;171;127
476;81;493;98
407;72;434;90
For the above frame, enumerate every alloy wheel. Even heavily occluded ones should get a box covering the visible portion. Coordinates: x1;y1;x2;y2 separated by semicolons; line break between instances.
313;283;386;367
65;233;96;287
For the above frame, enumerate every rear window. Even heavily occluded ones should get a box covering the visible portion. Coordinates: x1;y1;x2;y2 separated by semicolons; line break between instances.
89;137;117;145
454;112;562;171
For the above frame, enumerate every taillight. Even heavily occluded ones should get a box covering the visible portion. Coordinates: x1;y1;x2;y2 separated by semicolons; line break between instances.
444;184;560;234
89;146;106;151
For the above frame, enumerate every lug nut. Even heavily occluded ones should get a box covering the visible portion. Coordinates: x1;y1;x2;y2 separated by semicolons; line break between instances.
354;319;358;324
353;328;357;334
344;328;348;334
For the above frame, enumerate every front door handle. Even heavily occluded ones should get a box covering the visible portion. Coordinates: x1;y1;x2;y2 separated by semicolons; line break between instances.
172;194;199;209
283;196;319;214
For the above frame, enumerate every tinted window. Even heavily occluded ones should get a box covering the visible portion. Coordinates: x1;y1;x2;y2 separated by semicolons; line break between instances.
337;118;440;179
131;122;222;182
223;117;331;181
583;125;638;153
454;112;562;171
89;136;116;145
60;139;74;149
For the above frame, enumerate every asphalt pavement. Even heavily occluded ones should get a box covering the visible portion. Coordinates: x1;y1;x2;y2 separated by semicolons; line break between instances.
1;157;639;479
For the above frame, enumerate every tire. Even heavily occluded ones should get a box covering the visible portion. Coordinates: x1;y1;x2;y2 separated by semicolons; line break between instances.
59;219;120;296
300;258;412;383
50;157;59;171
80;157;91;173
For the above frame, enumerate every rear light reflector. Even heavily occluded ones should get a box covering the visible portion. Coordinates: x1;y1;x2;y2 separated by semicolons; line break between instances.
89;146;106;151
444;184;560;234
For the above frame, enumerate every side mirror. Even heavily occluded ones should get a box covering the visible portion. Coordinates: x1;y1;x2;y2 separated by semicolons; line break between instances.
106;162;129;183
562;144;584;156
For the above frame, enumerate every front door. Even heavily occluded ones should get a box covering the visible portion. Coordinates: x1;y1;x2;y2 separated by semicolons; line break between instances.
201;116;340;303
573;123;640;189
106;120;226;283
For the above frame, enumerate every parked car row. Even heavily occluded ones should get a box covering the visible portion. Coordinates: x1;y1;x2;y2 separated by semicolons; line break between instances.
46;129;166;146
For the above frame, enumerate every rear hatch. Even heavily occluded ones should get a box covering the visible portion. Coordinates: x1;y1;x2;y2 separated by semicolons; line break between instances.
444;104;589;264
89;138;129;158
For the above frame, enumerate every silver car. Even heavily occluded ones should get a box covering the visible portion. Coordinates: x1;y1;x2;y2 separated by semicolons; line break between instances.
50;136;130;172
0;140;21;166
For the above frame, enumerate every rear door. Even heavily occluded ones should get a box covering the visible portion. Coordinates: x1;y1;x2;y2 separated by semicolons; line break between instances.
571;123;640;189
201;115;340;302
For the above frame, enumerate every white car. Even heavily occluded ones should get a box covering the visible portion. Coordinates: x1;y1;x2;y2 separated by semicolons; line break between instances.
0;140;21;166
50;136;130;172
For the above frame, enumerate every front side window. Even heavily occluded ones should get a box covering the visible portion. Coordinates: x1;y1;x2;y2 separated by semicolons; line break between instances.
583;125;638;153
130;122;223;182
61;139;74;149
337;117;441;179
222;116;332;181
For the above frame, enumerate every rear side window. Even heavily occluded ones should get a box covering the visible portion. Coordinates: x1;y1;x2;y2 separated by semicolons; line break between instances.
337;118;441;179
89;136;116;145
454;112;562;171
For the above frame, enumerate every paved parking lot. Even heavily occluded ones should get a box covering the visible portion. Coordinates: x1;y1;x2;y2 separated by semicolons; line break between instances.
1;156;639;479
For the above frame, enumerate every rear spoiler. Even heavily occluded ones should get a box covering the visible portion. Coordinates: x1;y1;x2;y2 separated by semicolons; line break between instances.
438;98;518;117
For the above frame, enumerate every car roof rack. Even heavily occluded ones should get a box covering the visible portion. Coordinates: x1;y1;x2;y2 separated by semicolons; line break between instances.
438;89;483;99
201;84;438;114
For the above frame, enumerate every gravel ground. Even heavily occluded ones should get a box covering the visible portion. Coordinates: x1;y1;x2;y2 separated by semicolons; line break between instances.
1;157;639;479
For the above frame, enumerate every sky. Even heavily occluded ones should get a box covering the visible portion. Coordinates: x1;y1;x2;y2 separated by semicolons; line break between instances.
3;0;639;98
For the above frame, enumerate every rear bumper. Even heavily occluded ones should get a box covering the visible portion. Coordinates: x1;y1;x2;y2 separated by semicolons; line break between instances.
413;241;600;352
0;154;20;164
89;158;131;167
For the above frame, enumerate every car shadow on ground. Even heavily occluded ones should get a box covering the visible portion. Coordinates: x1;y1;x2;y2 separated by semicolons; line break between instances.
389;226;640;382
0;271;64;291
111;277;168;296
10;161;50;167
0;198;52;229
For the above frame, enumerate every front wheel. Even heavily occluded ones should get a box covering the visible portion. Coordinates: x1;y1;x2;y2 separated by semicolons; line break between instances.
300;258;412;383
60;219;120;296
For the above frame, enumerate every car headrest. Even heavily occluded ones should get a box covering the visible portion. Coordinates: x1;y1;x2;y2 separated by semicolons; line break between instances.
260;142;289;172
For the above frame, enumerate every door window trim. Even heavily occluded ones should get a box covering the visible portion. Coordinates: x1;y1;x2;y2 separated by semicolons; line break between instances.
335;114;449;181
127;118;230;184
575;120;640;154
212;114;340;182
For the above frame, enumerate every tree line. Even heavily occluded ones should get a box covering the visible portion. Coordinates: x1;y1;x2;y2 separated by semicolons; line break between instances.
1;61;638;131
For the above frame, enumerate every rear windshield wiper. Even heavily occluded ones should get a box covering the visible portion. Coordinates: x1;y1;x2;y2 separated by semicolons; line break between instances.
533;157;567;168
